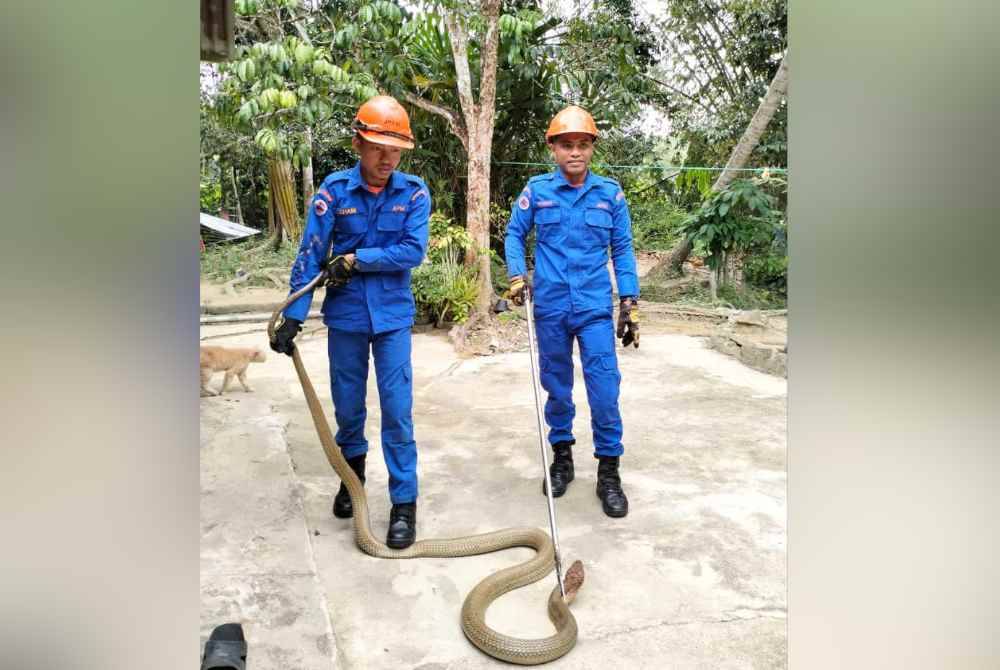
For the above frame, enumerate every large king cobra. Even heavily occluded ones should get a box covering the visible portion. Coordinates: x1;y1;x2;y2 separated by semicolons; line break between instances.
268;272;584;665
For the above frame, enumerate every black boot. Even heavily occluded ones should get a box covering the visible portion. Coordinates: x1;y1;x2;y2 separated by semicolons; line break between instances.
386;502;417;549
542;440;575;497
596;456;629;518
332;454;366;519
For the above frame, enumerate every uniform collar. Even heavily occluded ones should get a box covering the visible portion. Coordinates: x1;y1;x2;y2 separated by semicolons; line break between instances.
552;167;597;191
347;162;405;193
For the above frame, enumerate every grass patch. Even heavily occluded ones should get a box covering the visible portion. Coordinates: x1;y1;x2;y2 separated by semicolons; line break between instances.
200;239;299;286
671;282;786;310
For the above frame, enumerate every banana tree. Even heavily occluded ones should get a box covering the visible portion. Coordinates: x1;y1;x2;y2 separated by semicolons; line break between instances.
210;0;377;243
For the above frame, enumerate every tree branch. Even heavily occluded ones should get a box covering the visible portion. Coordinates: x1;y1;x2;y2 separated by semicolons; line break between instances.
694;23;737;99
442;11;477;134
401;91;469;152
640;72;715;115
477;0;502;125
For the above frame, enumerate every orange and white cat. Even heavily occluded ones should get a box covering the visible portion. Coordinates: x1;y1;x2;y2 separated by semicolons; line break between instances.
200;346;266;397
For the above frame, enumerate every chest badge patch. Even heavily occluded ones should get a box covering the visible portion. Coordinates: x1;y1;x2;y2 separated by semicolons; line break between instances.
336;207;358;216
314;199;328;216
596;201;611;210
536;199;556;208
392;205;406;213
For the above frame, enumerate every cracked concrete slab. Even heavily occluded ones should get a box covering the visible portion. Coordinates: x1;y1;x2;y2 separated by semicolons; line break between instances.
201;326;786;668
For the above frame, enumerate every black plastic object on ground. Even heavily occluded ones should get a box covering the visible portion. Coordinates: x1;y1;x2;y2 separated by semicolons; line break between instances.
201;623;247;670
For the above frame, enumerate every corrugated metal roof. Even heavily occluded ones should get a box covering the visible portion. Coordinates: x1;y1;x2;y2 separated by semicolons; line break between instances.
200;212;261;240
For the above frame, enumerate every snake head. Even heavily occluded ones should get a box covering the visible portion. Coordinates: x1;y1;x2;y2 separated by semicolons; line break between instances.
562;560;585;605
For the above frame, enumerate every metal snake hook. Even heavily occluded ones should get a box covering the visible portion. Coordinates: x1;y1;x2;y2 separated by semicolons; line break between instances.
523;287;566;599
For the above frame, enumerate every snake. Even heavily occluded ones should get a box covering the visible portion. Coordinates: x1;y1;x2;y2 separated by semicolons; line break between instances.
268;272;584;665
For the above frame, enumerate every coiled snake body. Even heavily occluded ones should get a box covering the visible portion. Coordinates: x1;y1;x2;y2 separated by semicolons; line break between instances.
269;276;584;665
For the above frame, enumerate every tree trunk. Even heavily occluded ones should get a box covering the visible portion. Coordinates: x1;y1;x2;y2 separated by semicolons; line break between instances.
466;143;493;314
441;0;501;316
266;182;276;236
219;158;231;217
230;165;244;224
650;51;789;280
301;127;314;222
268;159;301;242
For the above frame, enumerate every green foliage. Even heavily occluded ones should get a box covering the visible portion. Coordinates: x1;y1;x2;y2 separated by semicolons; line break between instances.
200;179;222;214
630;199;687;251
427;212;474;263
326;0;659;223
680;178;780;270
411;250;479;326
197;0;786;299
209;0;381;167
411;212;480;325
655;0;787;171
744;249;787;296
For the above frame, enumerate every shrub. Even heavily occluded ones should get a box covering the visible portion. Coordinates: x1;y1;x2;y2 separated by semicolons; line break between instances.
412;212;480;325
630;198;688;251
744;251;787;297
412;248;479;326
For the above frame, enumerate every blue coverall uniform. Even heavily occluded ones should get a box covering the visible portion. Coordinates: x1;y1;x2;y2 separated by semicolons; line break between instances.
284;163;430;504
505;169;639;457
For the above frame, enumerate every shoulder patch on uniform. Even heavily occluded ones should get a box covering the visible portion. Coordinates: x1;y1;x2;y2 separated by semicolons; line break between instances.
314;199;328;216
336;207;358;216
518;194;530;210
410;189;428;202
615;190;625;202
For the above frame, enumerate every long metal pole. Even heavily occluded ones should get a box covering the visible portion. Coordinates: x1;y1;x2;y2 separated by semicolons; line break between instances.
523;290;566;598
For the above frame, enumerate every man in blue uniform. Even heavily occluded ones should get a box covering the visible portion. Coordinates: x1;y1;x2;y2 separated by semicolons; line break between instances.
270;96;430;548
505;105;640;518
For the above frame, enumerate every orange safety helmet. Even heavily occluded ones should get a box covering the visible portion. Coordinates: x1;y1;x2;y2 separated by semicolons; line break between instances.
352;95;415;149
545;105;598;142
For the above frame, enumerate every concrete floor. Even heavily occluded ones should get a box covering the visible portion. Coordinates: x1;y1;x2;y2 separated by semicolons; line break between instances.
200;325;787;669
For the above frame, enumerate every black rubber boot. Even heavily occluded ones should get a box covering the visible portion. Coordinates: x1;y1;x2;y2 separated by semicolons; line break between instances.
201;623;246;670
596;455;629;518
541;440;575;497
386;502;417;549
332;454;366;519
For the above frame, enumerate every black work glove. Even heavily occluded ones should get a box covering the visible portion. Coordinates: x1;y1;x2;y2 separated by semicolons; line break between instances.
617;299;640;348
323;254;357;288
270;317;302;357
507;275;531;306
